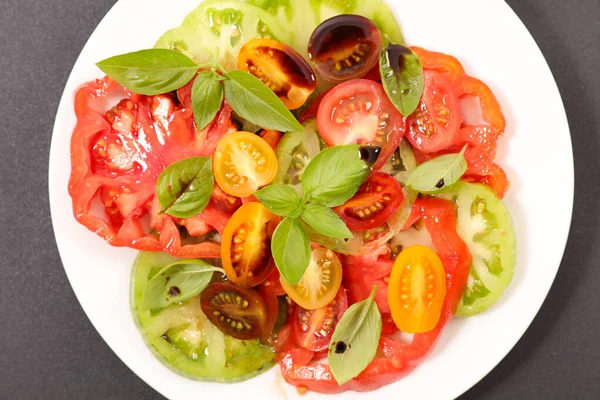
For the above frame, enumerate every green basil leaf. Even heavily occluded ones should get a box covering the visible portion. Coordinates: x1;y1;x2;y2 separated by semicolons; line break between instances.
222;70;303;132
406;145;468;193
156;157;214;218
141;259;224;310
96;49;199;95
254;184;304;217
301;204;352;239
380;43;424;117
302;145;370;207
191;71;224;131
328;286;382;385
271;217;311;285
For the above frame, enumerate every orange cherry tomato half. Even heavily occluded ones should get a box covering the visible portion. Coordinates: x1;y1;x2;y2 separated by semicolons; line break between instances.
308;14;382;83
281;247;343;310
238;38;317;109
213;131;278;197
221;202;280;287
388;245;446;333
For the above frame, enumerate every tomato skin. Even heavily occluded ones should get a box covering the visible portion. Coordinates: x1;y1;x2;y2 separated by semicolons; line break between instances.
239;38;316;109
410;46;465;85
292;287;348;352
259;129;282;150
317;79;406;170
463;162;509;198
406;70;461;153
334;172;404;231
69;77;236;258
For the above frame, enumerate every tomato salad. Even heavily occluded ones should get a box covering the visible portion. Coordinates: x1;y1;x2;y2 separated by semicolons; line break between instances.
69;0;516;393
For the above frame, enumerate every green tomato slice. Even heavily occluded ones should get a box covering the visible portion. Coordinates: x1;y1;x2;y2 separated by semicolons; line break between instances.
272;118;323;194
155;0;292;70
439;182;517;316
381;139;418;185
130;251;275;382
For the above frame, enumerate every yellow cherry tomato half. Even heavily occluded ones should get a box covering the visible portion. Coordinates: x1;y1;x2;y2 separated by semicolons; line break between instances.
388;245;446;333
281;247;342;310
214;131;278;197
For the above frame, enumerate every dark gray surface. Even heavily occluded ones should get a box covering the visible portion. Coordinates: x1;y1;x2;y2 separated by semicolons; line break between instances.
1;0;599;398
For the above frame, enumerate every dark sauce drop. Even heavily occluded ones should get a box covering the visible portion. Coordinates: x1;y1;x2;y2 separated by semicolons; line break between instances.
435;179;445;189
334;341;348;354
359;146;381;166
168;286;181;297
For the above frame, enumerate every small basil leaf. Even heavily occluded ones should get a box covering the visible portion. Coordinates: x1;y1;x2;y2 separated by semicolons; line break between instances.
254;184;303;217
223;70;303;132
328;286;381;385
301;204;352;239
406;145;468;193
156;157;214;218
272;217;311;285
96;49;199;96
141;259;224;310
302;145;370;207
192;71;224;131
380;43;424;117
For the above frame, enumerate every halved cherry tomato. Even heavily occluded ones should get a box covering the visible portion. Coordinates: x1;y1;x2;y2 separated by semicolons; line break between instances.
292;287;348;352
263;268;286;296
200;282;267;340
69;77;236;258
410;46;465;85
259;129;282;150
334;172;403;231
281;247;343;310
308;15;382;82
239;38;316;109
463;162;509;198
388;245;447;333
317;79;405;169
213;131;278;197
406;70;461;153
221;203;280;287
258;283;280;342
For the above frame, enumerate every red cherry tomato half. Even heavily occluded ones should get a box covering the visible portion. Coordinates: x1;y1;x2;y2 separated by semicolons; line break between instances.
308;14;382;82
317;79;406;169
334;172;404;231
406;70;461;153
292;287;348;352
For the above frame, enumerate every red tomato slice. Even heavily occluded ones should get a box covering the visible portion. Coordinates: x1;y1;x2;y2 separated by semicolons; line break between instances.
333;172;403;231
410;46;465;85
463;162;509;199
69;76;236;258
277;197;472;393
316;79;406;169
292;287;348;352
406;70;461;153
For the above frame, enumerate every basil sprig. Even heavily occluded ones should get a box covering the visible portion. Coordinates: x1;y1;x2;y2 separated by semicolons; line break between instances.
328;286;382;385
156;157;214;218
141;259;224;311
406;145;468;193
380;42;424;117
255;145;370;285
96;48;301;132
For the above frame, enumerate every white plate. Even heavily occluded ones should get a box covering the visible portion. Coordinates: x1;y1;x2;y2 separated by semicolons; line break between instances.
49;0;573;399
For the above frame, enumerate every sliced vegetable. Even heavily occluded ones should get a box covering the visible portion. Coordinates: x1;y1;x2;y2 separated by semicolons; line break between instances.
388;245;446;333
213;131;278;197
308;15;382;82
221;202;280;287
380;139;417;185
438;182;516;316
316;79;406;170
131;252;274;382
155;0;292;70
281;247;343;310
292;287;348;352
239;38;316;109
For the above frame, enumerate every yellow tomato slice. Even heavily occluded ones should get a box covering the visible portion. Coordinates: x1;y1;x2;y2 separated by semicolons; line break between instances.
388;245;446;333
281;247;342;310
213;131;278;197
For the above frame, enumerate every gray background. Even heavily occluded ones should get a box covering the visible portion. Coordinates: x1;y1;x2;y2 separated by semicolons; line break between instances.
1;0;599;398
